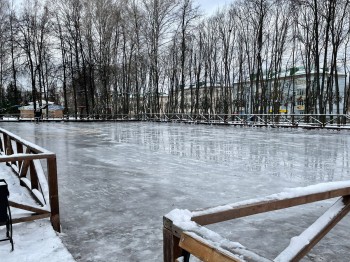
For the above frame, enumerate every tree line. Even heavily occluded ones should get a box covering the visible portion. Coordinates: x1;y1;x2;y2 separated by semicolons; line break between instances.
0;0;349;117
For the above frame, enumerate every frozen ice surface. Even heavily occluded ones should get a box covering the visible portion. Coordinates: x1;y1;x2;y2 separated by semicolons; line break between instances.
1;122;350;261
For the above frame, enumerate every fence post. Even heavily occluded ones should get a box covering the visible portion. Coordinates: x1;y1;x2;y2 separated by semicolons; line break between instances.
163;216;183;262
47;156;61;232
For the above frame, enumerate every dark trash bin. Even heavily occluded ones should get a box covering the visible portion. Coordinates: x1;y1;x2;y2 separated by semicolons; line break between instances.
0;179;14;251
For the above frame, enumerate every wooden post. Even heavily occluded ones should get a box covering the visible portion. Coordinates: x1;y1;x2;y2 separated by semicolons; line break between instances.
6;136;14;155
20;159;30;178
29;160;39;190
16;142;23;170
3;134;8;154
19;148;32;178
47;157;60;232
163;227;182;262
3;135;16;167
163;216;183;262
0;134;3;153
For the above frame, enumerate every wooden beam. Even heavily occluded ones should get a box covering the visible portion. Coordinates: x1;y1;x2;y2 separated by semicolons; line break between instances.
0;128;53;154
163;216;183;262
0;135;3;153
18;178;45;207
164;215;271;262
20;159;30;178
0;153;56;163
5;135;17;166
30;160;39;190
179;232;244;262
16;142;24;170
275;196;350;262
9;201;50;215
47;157;61;232
163;227;183;262
12;213;51;224
192;187;350;225
3;134;9;155
19;148;32;178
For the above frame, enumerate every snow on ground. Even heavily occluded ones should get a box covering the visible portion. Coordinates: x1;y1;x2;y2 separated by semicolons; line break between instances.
1;122;350;261
0;163;75;262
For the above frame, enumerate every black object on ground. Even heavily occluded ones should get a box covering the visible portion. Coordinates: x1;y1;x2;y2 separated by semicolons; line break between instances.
0;179;14;251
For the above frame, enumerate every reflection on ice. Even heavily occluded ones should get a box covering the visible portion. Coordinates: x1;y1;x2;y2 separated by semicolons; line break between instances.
1;122;350;261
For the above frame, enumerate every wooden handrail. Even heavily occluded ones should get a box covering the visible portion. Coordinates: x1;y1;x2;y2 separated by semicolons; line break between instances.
164;181;350;262
179;232;246;262
191;183;350;225
275;196;350;262
0;127;53;154
0;128;61;232
0;153;56;162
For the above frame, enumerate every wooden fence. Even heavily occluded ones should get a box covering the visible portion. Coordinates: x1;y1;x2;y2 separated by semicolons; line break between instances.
163;181;350;261
0;127;60;232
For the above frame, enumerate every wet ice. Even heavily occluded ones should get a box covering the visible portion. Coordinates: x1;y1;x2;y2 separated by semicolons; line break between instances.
1;122;350;261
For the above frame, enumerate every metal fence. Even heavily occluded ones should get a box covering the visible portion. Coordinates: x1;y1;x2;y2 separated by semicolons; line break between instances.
1;113;350;129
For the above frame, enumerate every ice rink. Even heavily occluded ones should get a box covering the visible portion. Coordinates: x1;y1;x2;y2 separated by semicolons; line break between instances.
1;122;350;261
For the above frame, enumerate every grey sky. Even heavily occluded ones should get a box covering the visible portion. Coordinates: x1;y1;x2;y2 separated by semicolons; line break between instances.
196;0;230;15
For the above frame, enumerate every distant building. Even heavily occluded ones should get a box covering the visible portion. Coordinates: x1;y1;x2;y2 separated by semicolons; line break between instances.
243;67;348;115
19;101;64;119
181;67;348;115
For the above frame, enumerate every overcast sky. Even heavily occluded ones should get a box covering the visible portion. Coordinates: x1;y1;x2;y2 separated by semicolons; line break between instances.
196;0;230;15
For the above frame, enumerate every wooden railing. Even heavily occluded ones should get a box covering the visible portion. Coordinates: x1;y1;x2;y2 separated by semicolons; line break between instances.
163;181;350;262
0;127;60;232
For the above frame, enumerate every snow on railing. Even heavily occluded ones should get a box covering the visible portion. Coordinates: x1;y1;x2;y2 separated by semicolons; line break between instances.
275;196;350;261
163;181;350;262
0;128;60;232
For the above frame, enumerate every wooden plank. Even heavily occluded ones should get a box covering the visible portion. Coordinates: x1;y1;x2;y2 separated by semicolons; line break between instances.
6;135;14;155
275;196;350;262
179;232;244;262
192;187;350;225
20;159;30;178
163;226;183;262
0;127;53;154
16;142;24;170
19;177;45;206
19;148;32;178
0;153;56;162
4;135;16;166
8;138;17;166
30;160;39;190
33;159;49;205
47;157;61;232
0;134;3;153
12;213;51;224
3;133;8;155
9;201;50;214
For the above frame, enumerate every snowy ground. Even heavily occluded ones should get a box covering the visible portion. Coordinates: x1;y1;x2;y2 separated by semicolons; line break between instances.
1;122;350;261
0;164;75;262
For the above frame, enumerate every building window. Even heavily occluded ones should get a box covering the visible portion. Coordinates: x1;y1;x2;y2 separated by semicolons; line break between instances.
297;100;304;106
297;89;304;96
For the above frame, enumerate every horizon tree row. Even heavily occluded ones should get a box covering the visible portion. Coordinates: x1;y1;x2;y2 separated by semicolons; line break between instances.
0;0;349;118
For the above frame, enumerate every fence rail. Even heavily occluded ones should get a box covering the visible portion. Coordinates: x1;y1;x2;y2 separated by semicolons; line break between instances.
2;113;350;128
164;181;350;262
0;127;60;232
